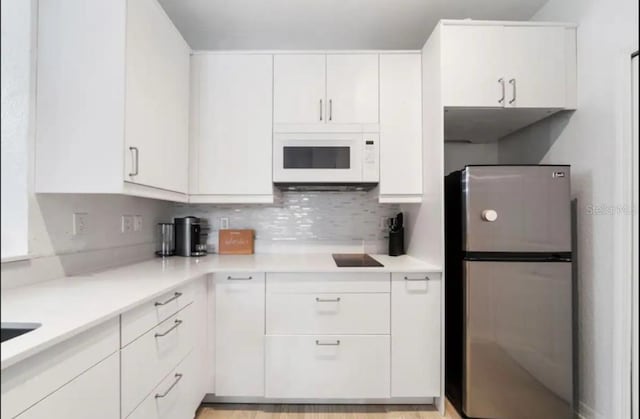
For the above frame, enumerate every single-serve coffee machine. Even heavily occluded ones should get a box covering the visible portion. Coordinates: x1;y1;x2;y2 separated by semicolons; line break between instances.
174;216;208;257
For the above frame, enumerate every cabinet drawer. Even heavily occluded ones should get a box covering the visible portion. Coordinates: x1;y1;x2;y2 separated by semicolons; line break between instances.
267;273;390;294
121;303;195;418
265;335;390;399
15;352;119;419
121;282;196;347
128;350;197;419
266;293;390;334
1;318;119;419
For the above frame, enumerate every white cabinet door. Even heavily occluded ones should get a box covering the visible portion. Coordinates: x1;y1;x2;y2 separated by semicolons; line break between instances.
326;54;379;124
127;351;197;419
379;54;422;202
214;272;265;397
192;54;273;198
265;335;390;399
441;25;505;108
503;26;566;108
274;54;326;125
391;273;441;397
125;0;189;193
16;352;119;419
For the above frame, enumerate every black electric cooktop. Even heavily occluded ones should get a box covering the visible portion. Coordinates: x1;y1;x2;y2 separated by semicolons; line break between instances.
332;253;384;267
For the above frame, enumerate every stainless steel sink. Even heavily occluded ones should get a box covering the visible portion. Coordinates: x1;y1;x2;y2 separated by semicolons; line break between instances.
1;322;41;343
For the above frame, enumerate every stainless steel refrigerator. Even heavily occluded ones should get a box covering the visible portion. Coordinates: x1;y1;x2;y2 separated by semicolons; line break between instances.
445;165;573;419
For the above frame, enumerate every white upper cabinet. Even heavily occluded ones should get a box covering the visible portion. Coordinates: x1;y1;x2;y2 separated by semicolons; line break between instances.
274;54;326;126
441;22;576;110
379;53;422;203
125;0;190;193
502;25;567;108
190;54;274;203
273;53;379;132
326;54;379;125
35;0;190;202
441;25;505;108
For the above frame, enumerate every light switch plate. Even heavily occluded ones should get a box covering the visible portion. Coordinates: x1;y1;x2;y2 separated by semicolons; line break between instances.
121;215;134;233
220;217;229;230
133;215;143;232
73;213;88;236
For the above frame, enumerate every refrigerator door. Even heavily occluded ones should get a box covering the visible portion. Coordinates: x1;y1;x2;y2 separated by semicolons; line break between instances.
463;166;571;253
463;261;572;419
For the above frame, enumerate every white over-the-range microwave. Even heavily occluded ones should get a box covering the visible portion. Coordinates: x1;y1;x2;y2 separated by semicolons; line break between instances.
273;132;379;190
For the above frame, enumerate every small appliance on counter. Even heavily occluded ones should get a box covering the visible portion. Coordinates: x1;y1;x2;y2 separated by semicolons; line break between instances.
332;253;383;267
174;216;208;257
218;229;255;255
387;212;405;256
155;222;174;257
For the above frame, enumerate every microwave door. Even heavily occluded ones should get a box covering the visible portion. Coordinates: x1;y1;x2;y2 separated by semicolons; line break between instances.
273;137;362;182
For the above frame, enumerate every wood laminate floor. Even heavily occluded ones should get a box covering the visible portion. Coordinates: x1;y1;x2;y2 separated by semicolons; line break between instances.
196;400;463;419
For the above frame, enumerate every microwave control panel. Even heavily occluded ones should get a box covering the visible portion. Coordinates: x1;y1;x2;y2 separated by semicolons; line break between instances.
362;133;380;182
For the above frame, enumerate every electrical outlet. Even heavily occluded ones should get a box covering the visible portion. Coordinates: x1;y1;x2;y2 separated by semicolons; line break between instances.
121;215;134;233
220;217;229;230
133;215;143;232
379;216;388;232
73;213;88;236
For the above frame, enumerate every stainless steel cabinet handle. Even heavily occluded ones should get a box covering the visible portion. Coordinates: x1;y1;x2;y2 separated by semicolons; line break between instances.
155;373;183;398
154;319;183;338
320;99;323;121
498;78;505;104
129;146;139;176
316;297;341;302
154;292;182;307
404;276;430;281
509;78;516;104
227;275;253;280
316;339;340;346
329;99;333;121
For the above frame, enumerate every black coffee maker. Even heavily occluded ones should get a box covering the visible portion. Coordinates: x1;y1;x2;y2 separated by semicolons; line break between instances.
387;212;405;256
174;216;208;257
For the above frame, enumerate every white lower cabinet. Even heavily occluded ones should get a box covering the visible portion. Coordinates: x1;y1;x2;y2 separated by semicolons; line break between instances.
128;350;198;419
214;272;265;397
391;272;442;397
265;335;390;399
16;352;119;419
266;293;390;335
121;303;195;417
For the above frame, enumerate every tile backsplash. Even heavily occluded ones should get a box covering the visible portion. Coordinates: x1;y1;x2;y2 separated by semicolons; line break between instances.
171;192;400;250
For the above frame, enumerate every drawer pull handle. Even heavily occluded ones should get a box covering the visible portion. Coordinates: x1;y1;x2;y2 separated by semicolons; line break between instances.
316;339;340;346
155;373;183;398
316;297;341;302
227;276;253;280
404;276;430;281
155;292;182;306
154;319;183;338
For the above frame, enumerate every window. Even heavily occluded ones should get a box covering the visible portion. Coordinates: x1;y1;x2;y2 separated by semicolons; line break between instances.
1;0;32;259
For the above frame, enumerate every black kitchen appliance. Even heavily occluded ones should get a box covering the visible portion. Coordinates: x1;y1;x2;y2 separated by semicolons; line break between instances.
174;216;207;257
332;254;383;267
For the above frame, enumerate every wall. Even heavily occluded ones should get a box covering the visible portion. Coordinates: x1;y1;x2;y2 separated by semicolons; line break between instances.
0;0;173;289
172;191;400;253
444;142;499;175
498;0;639;417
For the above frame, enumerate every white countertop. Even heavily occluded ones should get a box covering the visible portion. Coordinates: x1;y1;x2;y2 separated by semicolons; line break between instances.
1;253;440;370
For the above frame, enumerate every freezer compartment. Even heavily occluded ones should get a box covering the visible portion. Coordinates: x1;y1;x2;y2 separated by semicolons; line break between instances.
463;261;572;419
463;165;571;253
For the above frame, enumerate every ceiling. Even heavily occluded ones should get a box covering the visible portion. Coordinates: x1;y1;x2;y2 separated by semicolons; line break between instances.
158;0;549;50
